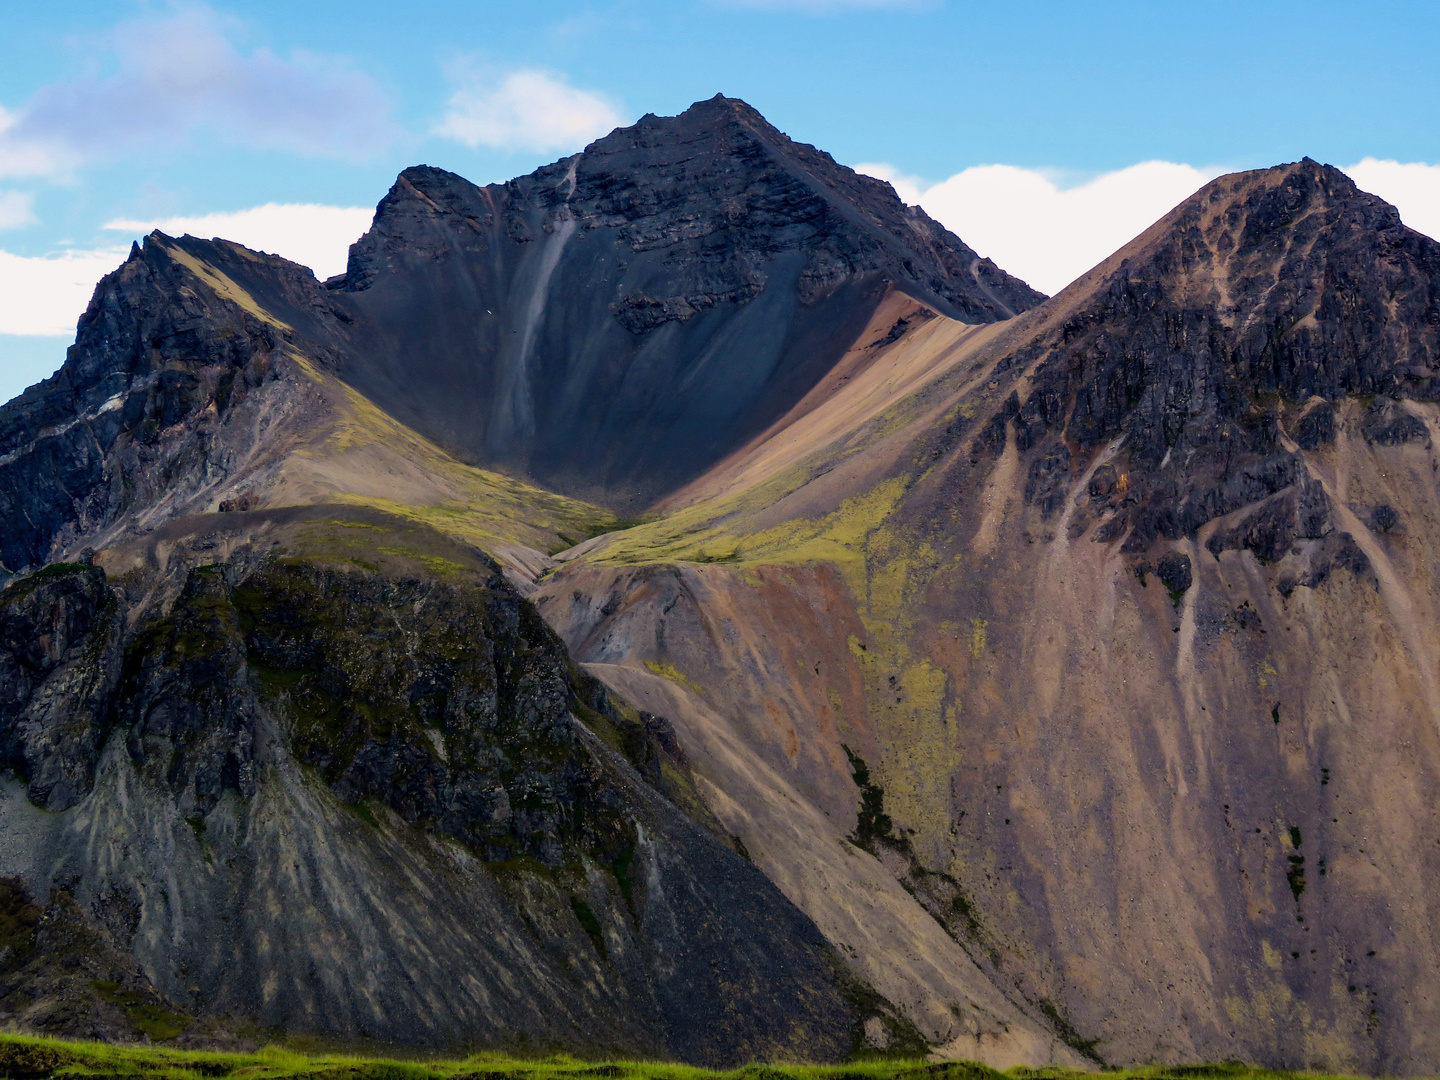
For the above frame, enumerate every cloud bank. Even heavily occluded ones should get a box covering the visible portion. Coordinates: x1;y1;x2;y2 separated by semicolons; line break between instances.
859;160;1217;295
105;203;375;280
434;68;624;154
0;247;129;337
0;6;395;179
0;199;371;342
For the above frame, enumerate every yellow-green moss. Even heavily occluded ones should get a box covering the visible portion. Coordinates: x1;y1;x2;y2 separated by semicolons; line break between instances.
0;1032;1393;1080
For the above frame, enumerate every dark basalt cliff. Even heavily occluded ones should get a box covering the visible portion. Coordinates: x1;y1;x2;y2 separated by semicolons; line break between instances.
0;564;121;811
325;95;1043;507
0;548;864;1062
0;236;331;576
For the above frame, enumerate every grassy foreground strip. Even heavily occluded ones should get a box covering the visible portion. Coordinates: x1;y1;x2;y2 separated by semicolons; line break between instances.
0;1036;1384;1080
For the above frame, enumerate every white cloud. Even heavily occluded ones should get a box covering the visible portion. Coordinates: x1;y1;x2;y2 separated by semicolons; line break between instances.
859;160;1217;295
105;203;374;279
0;200;372;386
1344;159;1440;242
434;68;624;154
0;247;128;336
0;192;35;231
0;6;394;180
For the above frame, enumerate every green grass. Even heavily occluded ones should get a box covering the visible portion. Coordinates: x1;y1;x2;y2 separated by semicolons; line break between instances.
0;1035;1399;1080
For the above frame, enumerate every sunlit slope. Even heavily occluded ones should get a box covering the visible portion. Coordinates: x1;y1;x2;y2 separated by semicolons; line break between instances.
539;296;1092;1067
0;232;615;581
151;235;620;568
538;161;1440;1074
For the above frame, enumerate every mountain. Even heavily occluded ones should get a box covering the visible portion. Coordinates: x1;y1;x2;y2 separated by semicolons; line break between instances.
0;99;1064;1065
2;97;1439;1074
323;95;1043;509
537;158;1440;1074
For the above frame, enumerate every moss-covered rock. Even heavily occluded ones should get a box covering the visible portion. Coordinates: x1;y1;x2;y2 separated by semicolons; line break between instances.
231;558;634;866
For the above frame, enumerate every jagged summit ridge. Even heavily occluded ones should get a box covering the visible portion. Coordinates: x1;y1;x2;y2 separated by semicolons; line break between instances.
335;95;1043;323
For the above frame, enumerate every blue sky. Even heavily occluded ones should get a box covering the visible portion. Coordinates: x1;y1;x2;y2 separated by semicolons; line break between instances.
2;0;1439;402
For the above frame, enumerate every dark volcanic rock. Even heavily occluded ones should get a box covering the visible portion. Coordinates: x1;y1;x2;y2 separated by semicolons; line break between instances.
1361;398;1430;445
0;236;326;574
0;564;121;810
231;559;624;864
120;566;258;819
326;95;1044;508
0;552;857;1062
1155;552;1192;596
979;159;1440;566
0;881;191;1044
1294;402;1336;449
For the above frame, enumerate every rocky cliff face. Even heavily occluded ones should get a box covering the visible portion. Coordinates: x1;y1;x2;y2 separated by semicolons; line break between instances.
989;159;1440;569
0;233;355;578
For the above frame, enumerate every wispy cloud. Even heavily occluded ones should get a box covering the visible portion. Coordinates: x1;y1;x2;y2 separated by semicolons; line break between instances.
0;200;373;340
859;160;1218;295
105;203;374;279
433;66;624;154
1344;159;1440;242
0;5;396;180
0;192;36;231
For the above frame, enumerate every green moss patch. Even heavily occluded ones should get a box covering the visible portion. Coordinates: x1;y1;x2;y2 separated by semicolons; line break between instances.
91;981;190;1041
0;1033;1395;1080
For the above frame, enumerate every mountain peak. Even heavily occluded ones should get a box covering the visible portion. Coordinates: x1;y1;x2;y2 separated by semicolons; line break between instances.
968;156;1440;563
346;98;1044;320
321;100;1044;508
